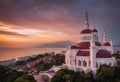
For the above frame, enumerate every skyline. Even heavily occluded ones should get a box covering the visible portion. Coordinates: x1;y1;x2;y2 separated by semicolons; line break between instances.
0;0;120;48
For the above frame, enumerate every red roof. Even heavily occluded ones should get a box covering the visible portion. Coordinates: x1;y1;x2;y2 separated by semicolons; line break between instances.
96;50;112;58
77;42;90;49
30;61;38;67
103;42;111;46
80;29;91;34
76;42;101;49
20;66;29;71
76;49;112;58
92;29;97;32
76;51;90;56
70;45;79;49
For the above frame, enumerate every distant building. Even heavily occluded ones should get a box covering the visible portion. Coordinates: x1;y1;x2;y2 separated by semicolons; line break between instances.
0;59;16;66
65;11;116;75
47;52;55;56
18;56;31;61
44;52;55;57
31;55;38;58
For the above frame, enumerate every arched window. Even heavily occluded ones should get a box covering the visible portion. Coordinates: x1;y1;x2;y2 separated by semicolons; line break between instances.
96;62;98;67
83;61;87;67
78;60;81;66
89;60;91;66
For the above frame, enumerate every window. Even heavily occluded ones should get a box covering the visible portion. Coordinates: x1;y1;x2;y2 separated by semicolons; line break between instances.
83;61;87;67
96;62;98;67
78;60;81;66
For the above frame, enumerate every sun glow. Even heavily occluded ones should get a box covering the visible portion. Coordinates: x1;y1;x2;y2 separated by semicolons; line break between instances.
0;24;75;48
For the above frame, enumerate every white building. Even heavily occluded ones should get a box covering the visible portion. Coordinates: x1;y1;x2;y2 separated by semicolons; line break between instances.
65;11;116;75
18;56;31;61
0;59;16;66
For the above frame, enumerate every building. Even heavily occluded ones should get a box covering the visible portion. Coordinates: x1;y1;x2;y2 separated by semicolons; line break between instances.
18;56;31;61
65;11;116;75
0;59;16;66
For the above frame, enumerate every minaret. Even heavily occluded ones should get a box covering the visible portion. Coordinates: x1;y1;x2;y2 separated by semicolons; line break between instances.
90;32;97;75
110;38;113;54
110;38;113;46
103;30;107;43
93;25;99;41
90;32;96;67
84;10;89;29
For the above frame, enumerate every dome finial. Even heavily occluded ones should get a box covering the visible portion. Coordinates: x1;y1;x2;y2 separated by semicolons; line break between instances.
84;10;89;29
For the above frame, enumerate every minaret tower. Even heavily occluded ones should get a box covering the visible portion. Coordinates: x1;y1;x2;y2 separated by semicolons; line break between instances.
103;30;107;43
110;38;113;54
90;32;97;75
92;25;99;42
110;38;113;46
84;10;89;29
80;10;91;42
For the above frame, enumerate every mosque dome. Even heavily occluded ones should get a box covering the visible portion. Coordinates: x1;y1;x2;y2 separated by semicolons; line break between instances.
80;29;91;34
76;51;90;56
96;49;112;58
76;42;101;49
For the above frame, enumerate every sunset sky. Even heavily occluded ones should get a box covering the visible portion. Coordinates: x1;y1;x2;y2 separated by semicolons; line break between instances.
0;0;120;48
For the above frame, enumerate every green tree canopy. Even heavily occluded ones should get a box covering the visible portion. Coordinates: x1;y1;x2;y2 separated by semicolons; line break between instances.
0;65;36;82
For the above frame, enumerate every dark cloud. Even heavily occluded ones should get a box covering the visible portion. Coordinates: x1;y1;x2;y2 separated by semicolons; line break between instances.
0;0;120;42
0;0;78;25
0;30;28;37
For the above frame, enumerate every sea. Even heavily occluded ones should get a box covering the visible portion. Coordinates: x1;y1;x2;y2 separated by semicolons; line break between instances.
0;47;65;61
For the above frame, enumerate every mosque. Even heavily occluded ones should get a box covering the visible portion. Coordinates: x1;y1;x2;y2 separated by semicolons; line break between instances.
65;11;116;75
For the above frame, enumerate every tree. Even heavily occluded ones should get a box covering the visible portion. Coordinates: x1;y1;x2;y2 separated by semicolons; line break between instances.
112;53;120;59
114;66;120;82
51;69;66;82
63;74;71;82
14;74;36;82
53;55;65;66
96;65;115;82
84;72;94;82
0;65;36;82
70;71;84;82
51;69;94;82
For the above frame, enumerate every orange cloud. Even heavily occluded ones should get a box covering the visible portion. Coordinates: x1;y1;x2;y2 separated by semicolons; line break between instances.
0;23;78;48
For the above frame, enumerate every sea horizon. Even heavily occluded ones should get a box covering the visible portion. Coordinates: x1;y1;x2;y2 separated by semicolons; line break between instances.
0;47;65;61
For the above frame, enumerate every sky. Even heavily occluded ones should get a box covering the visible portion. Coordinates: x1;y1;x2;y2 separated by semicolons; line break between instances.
0;0;120;48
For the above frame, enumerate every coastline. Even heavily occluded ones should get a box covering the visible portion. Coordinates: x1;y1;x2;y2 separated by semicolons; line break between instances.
0;47;65;61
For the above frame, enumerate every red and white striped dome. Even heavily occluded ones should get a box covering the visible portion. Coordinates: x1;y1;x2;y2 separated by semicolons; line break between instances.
80;29;91;34
76;42;101;49
96;49;112;58
77;42;90;49
76;49;112;58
